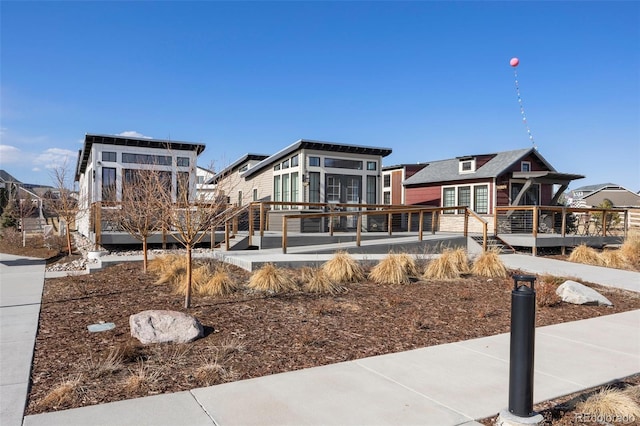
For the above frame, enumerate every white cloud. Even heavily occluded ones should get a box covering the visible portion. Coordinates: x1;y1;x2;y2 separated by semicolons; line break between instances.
34;148;77;170
117;131;153;139
0;144;23;164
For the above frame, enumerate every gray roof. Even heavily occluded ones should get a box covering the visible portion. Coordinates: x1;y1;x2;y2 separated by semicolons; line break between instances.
0;170;20;183
242;139;392;179
403;148;552;186
572;183;620;193
208;153;270;184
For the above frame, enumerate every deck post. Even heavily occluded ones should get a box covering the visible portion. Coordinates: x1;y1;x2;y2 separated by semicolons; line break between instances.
407;212;412;233
248;204;254;246
282;215;287;254
225;221;230;251
356;213;362;247
463;208;469;237
418;211;424;241
431;211;436;234
482;222;487;252
388;213;392;236
260;202;265;237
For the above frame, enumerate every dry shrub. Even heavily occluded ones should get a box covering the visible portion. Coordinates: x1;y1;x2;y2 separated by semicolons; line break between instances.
471;249;508;278
569;244;604;266
396;253;419;277
369;254;410;285
322;251;364;284
600;250;627;269
536;280;560;308
217;337;245;358
153;255;188;285
620;230;640;266
37;375;83;409
195;359;228;386
199;266;238;296
423;250;461;280
123;361;160;393
302;267;343;294
248;263;297;293
451;248;470;275
87;348;124;377
575;387;640;419
624;385;640;404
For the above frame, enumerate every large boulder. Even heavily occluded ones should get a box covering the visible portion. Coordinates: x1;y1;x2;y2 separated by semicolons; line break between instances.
556;280;612;306
130;310;204;344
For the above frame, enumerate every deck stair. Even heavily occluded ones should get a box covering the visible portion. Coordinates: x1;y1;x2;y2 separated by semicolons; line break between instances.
471;235;515;254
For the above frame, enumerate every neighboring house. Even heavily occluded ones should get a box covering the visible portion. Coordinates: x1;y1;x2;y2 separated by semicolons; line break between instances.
74;133;206;238
381;164;428;205
569;183;640;208
212;139;392;208
195;166;220;202
403;147;584;215
0;170;47;220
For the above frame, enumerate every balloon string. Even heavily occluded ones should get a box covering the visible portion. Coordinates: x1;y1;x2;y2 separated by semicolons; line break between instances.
514;69;536;147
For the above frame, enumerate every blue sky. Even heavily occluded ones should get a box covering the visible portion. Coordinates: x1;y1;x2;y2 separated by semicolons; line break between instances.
1;1;638;192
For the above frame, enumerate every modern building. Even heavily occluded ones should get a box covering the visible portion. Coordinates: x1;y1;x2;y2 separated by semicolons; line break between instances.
569;183;640;208
74;133;206;238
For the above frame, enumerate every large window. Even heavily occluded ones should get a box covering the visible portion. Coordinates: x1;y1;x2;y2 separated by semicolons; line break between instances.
458;186;471;208
102;167;117;201
274;175;281;205
122;153;172;166
443;187;456;213
282;174;290;205
102;152;116;162
367;161;377;171
309;156;320;167
309;172;320;203
177;157;190;167
443;184;489;214
176;172;190;203
383;192;391;205
324;158;363;170
366;176;377;204
474;186;488;214
326;176;341;202
291;155;299;167
383;175;391;188
291;172;299;204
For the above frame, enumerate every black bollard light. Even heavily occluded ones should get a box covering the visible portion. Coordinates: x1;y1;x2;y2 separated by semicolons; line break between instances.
508;274;537;417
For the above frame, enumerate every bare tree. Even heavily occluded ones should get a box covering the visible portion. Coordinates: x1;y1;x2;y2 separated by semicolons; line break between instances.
47;162;81;255
105;168;166;273
160;164;238;308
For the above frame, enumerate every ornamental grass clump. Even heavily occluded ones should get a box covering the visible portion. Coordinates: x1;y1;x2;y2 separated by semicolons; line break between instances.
600;250;627;269
471;249;508;278
369;254;411;285
200;266;238;296
568;244;604;266
248;263;297;293
423;249;461;280
620;230;640;266
153;255;188;285
172;264;210;296
322;251;364;284
575;387;640;419
301;267;342;295
38;375;84;409
396;253;419;277
450;248;470;275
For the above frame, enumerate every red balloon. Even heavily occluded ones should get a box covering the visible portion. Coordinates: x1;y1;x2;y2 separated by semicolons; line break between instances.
510;57;520;67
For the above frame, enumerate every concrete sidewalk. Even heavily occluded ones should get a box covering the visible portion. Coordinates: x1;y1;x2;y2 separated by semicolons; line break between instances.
0;254;46;426
3;251;640;426
21;310;640;426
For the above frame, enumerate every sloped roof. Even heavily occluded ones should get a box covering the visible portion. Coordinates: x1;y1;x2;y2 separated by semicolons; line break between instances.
403;148;546;186
242;139;392;179
572;183;621;194
208;153;270;184
0;170;21;183
75;133;207;180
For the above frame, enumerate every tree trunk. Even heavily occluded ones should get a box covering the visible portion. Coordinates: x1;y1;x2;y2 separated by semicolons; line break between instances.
66;223;72;255
184;244;192;309
142;237;148;273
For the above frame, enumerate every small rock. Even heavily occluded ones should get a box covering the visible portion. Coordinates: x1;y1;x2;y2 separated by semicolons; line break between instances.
556;280;612;306
87;322;116;333
130;310;204;344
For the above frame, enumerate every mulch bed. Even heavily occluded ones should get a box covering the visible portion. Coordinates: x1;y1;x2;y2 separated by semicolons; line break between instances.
25;259;640;416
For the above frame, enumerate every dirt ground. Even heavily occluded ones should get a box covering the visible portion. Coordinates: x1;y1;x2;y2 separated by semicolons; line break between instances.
22;256;640;417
